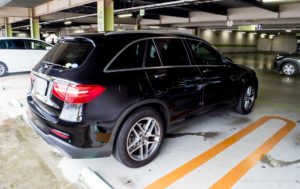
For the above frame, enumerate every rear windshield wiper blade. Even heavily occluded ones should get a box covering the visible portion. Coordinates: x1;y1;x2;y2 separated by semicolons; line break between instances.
42;61;67;69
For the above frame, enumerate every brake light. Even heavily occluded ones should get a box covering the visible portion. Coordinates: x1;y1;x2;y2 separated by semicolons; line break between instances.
52;82;106;104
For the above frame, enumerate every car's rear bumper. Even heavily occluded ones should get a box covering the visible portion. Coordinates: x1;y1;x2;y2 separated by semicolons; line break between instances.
25;108;113;159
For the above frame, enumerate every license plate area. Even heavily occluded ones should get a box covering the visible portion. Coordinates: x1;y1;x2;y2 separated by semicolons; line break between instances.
34;77;48;96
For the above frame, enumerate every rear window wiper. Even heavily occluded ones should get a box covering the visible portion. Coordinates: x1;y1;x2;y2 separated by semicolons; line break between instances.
42;61;68;69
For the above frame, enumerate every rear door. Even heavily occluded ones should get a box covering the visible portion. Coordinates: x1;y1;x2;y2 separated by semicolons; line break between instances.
0;39;30;72
186;39;235;106
145;38;204;120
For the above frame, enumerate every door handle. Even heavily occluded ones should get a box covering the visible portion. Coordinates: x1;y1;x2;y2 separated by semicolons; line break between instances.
154;73;167;79
202;69;212;74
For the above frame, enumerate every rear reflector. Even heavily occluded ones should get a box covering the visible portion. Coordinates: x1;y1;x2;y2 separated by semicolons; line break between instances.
52;82;106;104
50;129;70;139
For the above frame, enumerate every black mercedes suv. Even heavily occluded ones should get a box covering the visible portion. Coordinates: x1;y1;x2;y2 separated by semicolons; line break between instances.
26;31;258;168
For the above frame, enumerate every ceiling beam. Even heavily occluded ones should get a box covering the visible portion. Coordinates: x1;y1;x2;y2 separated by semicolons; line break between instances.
146;8;190;18
237;0;279;12
34;0;97;17
182;3;228;16
0;6;30;17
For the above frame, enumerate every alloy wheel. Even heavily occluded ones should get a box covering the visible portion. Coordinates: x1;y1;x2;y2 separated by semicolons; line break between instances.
0;65;5;76
282;64;296;76
244;86;255;111
126;117;161;161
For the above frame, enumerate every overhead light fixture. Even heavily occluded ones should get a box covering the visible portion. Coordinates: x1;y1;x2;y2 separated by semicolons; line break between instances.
117;13;133;18
269;34;275;39
212;29;216;32
73;29;85;34
260;33;267;38
64;21;72;25
149;26;160;29
286;29;292;33
227;30;232;33
253;32;257;35
178;27;186;31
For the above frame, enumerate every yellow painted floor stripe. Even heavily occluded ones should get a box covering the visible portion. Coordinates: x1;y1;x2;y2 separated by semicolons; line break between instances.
145;116;295;189
210;117;296;189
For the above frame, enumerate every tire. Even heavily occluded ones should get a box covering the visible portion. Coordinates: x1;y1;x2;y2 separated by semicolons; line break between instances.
235;84;256;115
281;62;298;76
0;63;7;77
113;108;164;168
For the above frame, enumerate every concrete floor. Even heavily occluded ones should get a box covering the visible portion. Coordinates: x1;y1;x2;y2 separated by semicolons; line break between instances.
0;53;299;189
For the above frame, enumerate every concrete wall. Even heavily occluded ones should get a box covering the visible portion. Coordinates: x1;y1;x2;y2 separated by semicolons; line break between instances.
257;38;272;52
272;35;297;52
198;30;257;53
257;35;297;53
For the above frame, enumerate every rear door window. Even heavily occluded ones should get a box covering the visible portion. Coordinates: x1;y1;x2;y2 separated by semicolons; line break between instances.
145;40;162;67
153;38;190;66
25;40;49;50
108;40;146;70
6;40;26;49
42;41;93;68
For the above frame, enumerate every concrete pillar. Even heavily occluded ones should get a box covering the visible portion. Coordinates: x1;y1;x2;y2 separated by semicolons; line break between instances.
5;18;12;37
97;0;114;32
30;17;40;39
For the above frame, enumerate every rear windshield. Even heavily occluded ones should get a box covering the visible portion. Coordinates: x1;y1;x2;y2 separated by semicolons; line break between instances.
42;41;93;69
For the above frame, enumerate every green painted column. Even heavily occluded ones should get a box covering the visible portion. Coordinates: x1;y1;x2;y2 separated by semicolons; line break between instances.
30;18;40;39
97;0;114;32
5;18;12;37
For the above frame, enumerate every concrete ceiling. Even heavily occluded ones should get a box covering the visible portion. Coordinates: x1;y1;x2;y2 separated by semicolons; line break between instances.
4;0;49;8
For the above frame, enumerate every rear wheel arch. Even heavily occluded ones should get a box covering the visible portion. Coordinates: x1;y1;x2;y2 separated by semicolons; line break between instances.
111;100;170;151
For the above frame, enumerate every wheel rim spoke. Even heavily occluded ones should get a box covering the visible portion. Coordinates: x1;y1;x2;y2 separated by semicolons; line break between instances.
129;144;141;155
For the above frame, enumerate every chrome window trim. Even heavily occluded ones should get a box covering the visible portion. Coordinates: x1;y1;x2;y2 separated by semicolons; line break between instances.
104;64;225;73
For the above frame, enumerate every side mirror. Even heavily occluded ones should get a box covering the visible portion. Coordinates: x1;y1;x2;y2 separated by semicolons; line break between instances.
46;46;52;50
224;56;233;65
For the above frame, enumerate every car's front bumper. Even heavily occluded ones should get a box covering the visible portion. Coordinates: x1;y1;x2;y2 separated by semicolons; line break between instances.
25;108;113;159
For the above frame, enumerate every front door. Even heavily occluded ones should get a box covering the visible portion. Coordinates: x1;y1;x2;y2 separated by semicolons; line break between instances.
186;39;235;106
145;38;204;120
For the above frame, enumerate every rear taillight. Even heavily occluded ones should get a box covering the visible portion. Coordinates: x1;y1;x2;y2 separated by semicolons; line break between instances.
52;82;106;104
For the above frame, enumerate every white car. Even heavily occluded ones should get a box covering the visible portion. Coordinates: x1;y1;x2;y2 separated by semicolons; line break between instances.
0;37;53;77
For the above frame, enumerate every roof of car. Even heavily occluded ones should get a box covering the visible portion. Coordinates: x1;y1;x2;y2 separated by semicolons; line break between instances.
0;37;38;40
71;30;200;42
0;37;52;45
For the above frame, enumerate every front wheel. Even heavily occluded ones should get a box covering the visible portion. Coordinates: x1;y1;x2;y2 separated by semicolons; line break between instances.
235;85;256;115
281;62;298;76
113;108;164;168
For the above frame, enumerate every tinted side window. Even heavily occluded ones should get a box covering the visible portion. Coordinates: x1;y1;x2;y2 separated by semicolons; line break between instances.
109;40;146;70
187;40;221;65
145;40;161;67
0;40;7;49
6;40;26;49
26;40;47;50
154;38;190;66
